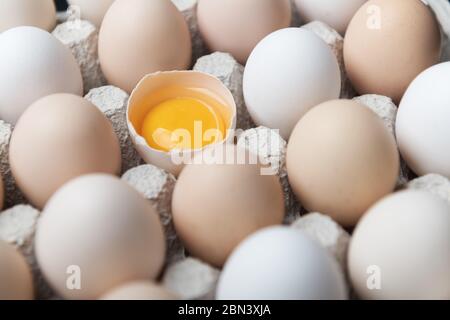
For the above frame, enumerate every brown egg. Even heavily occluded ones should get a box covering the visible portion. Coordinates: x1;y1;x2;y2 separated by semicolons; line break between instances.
98;0;192;93
172;145;285;267
35;174;166;300
0;0;56;33
9;94;121;209
0;240;34;300
286;100;399;227
344;0;441;103
100;281;178;300
197;0;292;64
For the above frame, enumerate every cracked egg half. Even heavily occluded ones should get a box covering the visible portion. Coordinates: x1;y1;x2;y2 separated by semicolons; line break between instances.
127;71;237;176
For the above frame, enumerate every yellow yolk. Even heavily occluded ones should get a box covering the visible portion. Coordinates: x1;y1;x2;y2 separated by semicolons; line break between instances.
141;97;226;152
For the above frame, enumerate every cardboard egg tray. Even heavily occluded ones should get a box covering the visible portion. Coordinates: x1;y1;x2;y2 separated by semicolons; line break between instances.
0;0;449;300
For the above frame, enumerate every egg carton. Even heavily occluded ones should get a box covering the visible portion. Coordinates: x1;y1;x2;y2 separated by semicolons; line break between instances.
0;0;449;300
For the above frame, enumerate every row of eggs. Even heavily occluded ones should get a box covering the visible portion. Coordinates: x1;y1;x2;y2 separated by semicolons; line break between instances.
0;0;448;300
1;169;449;300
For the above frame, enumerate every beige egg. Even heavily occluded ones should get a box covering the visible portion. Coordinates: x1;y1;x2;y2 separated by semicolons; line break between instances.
0;240;34;300
287;100;399;227
67;0;115;27
35;174;166;300
100;281;178;300
197;0;291;64
172;145;285;267
98;0;192;93
349;190;450;299
9;94;121;209
344;0;441;103
0;0;56;33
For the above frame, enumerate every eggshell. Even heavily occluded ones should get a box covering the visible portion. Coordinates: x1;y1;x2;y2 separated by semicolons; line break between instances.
0;240;34;300
294;0;367;35
344;0;441;103
287;100;399;227
396;62;450;178
67;0;115;27
0;26;83;124
100;281;177;300
172;145;285;267
217;226;347;300
98;0;192;93
35;174;166;300
9;94;121;209
197;0;292;64
0;0;56;33
127;71;236;176
243;28;340;139
349;190;450;300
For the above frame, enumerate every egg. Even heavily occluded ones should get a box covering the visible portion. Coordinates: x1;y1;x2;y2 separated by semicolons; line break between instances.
217;226;347;300
127;71;236;176
294;0;367;35
98;0;192;93
9;94;121;209
67;0;115;27
197;0;292;64
396;62;450;178
0;0;56;33
287;100;399;227
243;28;340;139
172;145;284;267
0;240;34;300
349;190;450;300
344;0;441;103
0;26;83;124
35;174;166;300
100;281;178;300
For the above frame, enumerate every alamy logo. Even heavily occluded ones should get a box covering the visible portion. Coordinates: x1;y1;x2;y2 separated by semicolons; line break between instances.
366;5;382;30
66;265;82;290
366;265;382;290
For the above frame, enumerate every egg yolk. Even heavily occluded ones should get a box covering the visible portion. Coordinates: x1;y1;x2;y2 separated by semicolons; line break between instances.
141;97;226;152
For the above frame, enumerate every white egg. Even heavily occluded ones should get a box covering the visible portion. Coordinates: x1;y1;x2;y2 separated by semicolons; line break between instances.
349;190;450;300
294;0;367;34
0;26;83;124
217;226;347;300
396;62;450;178
243;28;340;139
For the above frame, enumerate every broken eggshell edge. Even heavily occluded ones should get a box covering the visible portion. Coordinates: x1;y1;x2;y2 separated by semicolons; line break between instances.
126;70;237;176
